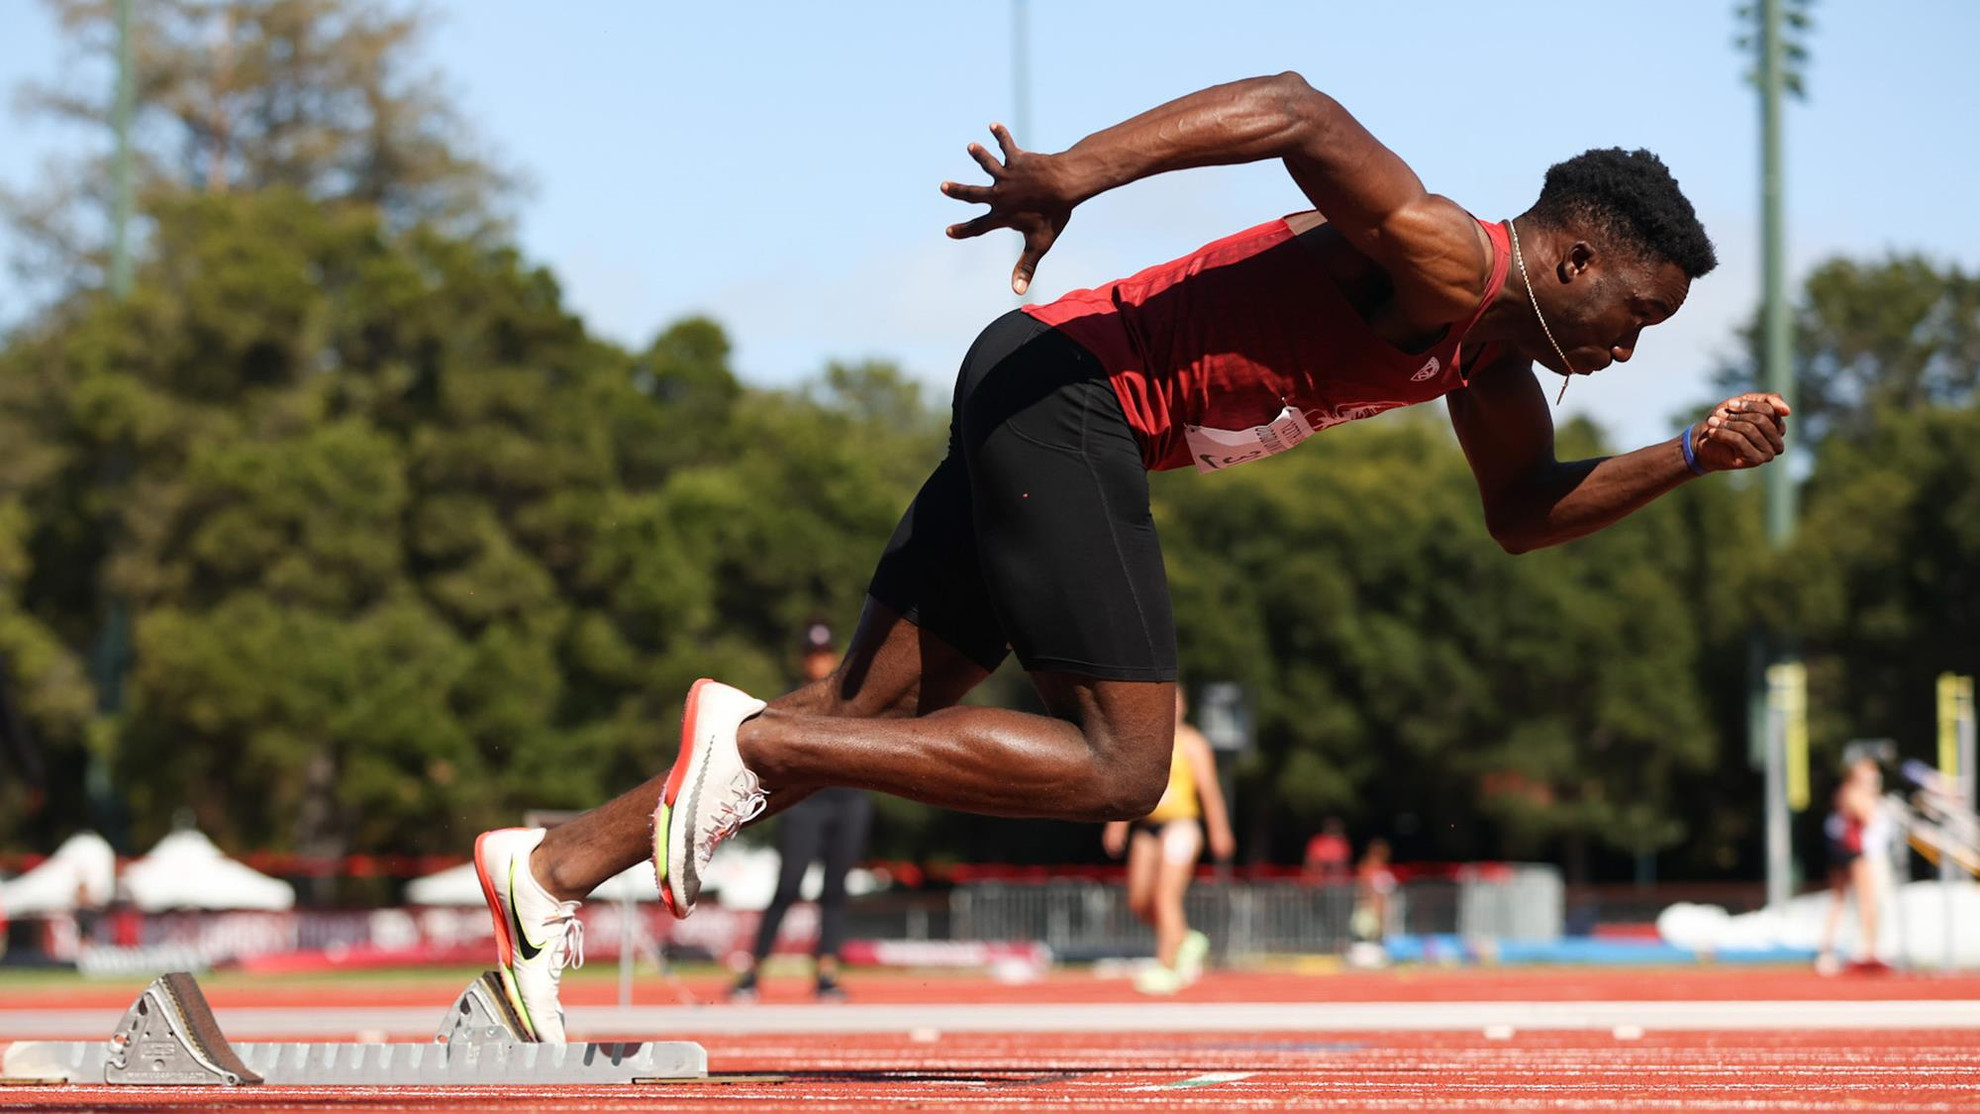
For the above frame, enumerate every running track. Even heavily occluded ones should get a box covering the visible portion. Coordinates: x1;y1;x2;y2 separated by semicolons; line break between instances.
3;968;1976;1110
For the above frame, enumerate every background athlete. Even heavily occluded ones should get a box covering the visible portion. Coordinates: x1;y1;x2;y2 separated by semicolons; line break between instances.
477;72;1791;1039
1816;757;1893;974
1102;688;1235;995
729;620;874;1002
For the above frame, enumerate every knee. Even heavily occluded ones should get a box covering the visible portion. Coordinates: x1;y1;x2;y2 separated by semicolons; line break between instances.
1037;685;1175;820
1092;748;1170;821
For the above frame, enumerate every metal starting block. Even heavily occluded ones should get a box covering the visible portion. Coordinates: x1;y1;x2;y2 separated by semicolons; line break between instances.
2;971;708;1086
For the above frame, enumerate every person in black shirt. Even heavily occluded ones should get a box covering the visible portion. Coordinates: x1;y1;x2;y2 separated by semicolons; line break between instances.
730;621;874;1001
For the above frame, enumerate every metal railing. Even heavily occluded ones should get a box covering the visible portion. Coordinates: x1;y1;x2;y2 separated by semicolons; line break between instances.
950;866;1562;959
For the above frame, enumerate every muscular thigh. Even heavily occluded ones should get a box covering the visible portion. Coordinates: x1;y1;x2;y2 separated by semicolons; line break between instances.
959;321;1176;683
864;313;1045;676
1031;672;1177;809
868;308;1175;685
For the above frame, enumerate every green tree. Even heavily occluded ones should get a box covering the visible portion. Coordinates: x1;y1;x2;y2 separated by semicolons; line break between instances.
1786;404;1980;767
1712;252;1980;862
0;0;511;856
0;357;97;838
6;0;508;298
1716;255;1980;441
1;181;949;862
13;189;578;853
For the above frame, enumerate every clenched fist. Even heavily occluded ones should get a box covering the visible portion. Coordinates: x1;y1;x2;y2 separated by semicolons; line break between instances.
1689;393;1791;472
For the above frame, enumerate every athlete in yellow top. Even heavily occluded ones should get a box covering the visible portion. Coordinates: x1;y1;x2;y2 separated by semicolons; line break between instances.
1103;689;1236;994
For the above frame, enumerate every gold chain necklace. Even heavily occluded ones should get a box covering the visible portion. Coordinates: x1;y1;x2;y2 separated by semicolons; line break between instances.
1507;219;1576;405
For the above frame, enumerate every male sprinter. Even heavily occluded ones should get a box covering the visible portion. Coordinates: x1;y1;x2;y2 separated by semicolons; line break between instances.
476;72;1789;1039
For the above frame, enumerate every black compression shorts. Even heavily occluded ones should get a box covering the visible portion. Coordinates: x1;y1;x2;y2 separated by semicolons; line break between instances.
867;310;1176;681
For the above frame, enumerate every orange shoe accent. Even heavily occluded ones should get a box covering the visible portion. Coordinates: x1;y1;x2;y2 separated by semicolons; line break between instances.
652;679;712;917
475;830;517;969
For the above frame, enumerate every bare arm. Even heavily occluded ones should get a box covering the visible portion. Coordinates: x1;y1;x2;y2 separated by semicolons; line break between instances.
1181;729;1236;860
1102;820;1129;857
1449;355;1792;554
942;72;1485;310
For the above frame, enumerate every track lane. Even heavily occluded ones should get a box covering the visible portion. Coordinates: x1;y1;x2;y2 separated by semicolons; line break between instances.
1;1031;1974;1111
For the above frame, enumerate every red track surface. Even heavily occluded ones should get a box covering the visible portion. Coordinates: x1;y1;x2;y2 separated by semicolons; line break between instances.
4;1030;1975;1111
4;969;1978;1110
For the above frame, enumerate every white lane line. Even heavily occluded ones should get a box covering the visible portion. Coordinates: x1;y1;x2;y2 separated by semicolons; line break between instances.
1129;1070;1259;1091
2;999;1978;1039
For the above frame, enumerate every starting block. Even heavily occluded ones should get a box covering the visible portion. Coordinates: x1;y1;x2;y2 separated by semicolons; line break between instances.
2;971;708;1086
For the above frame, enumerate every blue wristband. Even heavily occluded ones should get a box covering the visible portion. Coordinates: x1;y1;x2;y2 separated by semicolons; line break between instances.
1680;424;1707;476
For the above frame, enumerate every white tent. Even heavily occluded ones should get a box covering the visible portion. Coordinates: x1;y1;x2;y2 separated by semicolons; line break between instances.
121;829;295;912
591;862;661;903
407;859;662;906
404;844;877;911
0;831;117;915
405;861;481;906
591;847;877;911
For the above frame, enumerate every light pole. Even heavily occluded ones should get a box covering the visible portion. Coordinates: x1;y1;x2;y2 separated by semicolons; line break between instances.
1741;0;1812;910
87;0;137;844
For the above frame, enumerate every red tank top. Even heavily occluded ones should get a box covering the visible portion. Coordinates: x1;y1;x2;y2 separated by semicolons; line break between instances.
1022;217;1512;472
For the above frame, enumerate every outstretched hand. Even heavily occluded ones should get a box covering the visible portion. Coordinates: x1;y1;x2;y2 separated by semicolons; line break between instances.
1691;393;1791;473
940;123;1074;296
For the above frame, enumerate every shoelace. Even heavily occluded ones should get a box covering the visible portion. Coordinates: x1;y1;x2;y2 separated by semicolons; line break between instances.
697;769;768;864
545;901;585;973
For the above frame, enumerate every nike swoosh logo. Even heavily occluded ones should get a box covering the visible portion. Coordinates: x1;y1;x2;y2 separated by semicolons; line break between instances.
507;860;543;962
678;751;711;900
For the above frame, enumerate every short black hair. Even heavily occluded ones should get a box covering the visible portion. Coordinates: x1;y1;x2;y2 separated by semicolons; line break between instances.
1526;148;1717;279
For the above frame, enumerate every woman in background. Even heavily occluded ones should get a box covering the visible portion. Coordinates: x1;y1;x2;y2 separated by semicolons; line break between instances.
1350;838;1397;944
1103;689;1235;995
1816;757;1892;975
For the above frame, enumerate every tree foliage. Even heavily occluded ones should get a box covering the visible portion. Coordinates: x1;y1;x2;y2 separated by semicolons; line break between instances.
1717;255;1980;440
0;187;940;858
1703;251;1980;844
5;0;508;301
1784;404;1980;766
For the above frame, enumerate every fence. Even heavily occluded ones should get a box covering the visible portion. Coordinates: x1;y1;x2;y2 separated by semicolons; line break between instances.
5;866;1563;971
949;865;1562;960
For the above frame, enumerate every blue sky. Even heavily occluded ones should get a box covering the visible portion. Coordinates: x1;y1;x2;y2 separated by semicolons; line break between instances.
4;0;1977;449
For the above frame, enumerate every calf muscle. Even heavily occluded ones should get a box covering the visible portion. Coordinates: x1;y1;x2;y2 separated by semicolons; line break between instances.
743;686;1175;822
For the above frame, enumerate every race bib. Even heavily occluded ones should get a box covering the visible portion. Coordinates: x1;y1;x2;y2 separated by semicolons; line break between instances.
1183;405;1315;474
